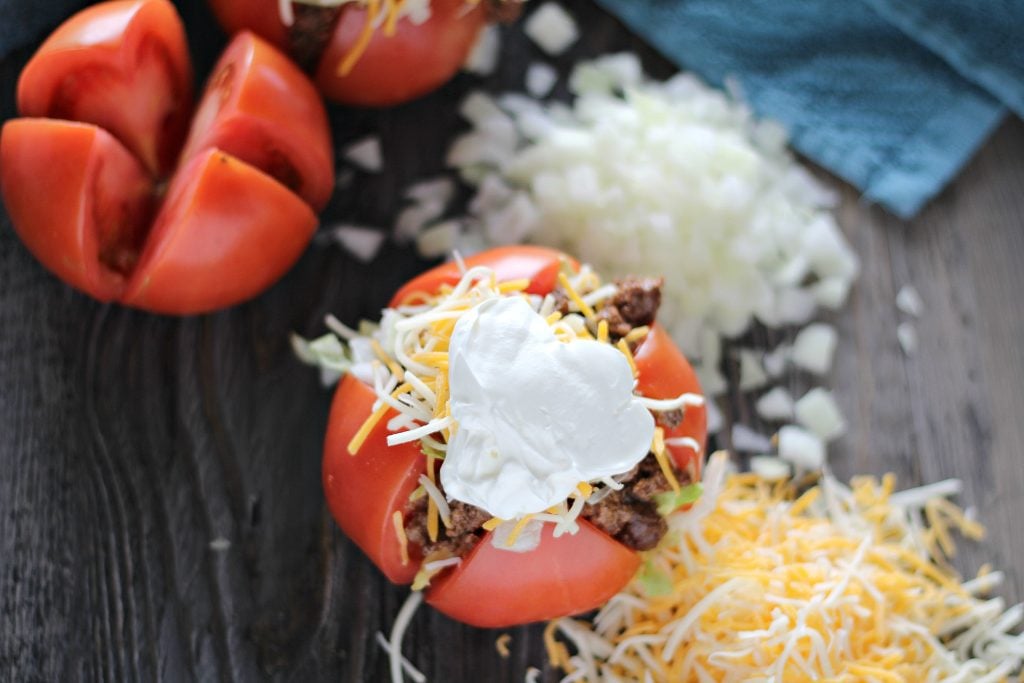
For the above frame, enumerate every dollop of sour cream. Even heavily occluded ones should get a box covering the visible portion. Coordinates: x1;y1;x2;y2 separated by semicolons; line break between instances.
439;296;655;520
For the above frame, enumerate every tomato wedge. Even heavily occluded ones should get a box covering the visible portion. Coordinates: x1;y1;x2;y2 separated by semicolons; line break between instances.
324;374;426;584
1;1;334;314
426;521;641;628
206;0;488;106
323;246;707;626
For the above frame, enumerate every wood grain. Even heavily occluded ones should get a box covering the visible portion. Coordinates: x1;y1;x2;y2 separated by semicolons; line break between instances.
1;1;1022;681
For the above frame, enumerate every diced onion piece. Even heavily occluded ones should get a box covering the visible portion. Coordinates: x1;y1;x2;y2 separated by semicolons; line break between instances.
705;399;723;435
897;322;918;356
792;323;838;375
464;24;501;75
526;62;558;98
344;135;383;172
794;388;846;442
896;285;924;317
416;220;462;259
777;425;825;470
756;386;794;421
731;424;772;453
749;455;791;481
405;177;455;206
738;349;768;392
524;2;579;56
325;225;386;263
762;344;790;378
395;200;447;243
814;277;852;310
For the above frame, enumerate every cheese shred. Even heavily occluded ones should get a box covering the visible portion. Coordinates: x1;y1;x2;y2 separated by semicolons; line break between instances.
547;452;1024;682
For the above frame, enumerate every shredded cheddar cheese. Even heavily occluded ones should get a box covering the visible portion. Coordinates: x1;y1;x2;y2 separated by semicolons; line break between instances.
392;510;410;567
548;453;1024;682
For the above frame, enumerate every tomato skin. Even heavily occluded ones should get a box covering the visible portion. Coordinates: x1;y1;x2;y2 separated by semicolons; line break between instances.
206;0;486;106
389;245;575;306
426;521;642;628
4;2;334;315
323;374;426;584
0;118;153;301
634;324;707;478
120;150;317;315
16;0;192;176
178;31;334;212
324;247;708;626
314;0;487;106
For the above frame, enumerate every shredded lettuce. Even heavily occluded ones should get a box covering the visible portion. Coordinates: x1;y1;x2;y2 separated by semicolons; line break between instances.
654;483;703;517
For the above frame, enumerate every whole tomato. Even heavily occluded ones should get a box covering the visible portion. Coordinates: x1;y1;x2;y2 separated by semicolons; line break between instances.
1;0;334;315
207;0;490;106
322;246;707;627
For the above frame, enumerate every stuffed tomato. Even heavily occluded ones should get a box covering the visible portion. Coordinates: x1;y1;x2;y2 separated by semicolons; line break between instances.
320;246;706;628
1;0;333;314
207;0;519;106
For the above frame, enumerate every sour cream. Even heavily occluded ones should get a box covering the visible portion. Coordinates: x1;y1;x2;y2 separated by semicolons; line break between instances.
439;296;655;520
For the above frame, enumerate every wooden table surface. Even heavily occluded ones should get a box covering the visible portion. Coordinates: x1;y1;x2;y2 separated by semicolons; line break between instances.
2;1;1022;681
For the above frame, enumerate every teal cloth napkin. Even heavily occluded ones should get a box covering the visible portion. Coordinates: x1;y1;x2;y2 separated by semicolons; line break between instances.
594;0;1021;218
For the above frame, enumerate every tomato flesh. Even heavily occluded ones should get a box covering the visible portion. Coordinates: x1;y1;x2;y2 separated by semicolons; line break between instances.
16;0;192;176
634;324;707;478
323;374;426;584
4;1;333;314
0;118;153;300
178;31;334;211
426;520;641;628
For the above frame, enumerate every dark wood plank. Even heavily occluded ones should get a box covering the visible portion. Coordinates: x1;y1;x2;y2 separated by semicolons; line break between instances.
1;1;1022;682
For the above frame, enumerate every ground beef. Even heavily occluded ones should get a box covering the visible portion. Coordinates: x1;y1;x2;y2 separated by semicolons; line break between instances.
288;6;342;72
487;0;525;23
405;496;490;559
598;277;663;339
582;453;691;551
656;408;683;430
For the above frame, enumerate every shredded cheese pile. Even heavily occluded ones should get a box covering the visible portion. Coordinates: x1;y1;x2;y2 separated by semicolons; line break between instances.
547;453;1024;682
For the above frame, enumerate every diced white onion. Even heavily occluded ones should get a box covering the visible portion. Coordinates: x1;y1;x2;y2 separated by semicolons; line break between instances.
738;349;769;392
777;425;826;470
792;323;838;375
897;322;918;356
794;388;847;442
463;24;501;75
896;285;924;317
749;455;791;482
526;62;558;98
731;424;772;453
344;135;384;172
524;2;579;56
416;220;462;259
756;386;795;422
324;225;386;263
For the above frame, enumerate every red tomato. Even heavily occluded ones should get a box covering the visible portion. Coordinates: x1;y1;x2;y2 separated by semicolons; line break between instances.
323;246;707;626
426;521;641;628
1;1;333;315
389;245;576;306
634;325;708;477
206;0;487;106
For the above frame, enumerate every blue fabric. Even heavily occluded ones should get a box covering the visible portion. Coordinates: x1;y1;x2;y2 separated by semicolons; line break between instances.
594;0;1017;219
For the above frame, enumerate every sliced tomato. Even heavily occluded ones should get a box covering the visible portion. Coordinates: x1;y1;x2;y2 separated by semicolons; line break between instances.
426;521;641;628
634;324;707;478
0;118;153;300
178;31;334;211
389;245;575;306
120;150;317;315
16;0;192;176
206;0;288;50
5;2;333;315
323;374;426;584
314;0;487;106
